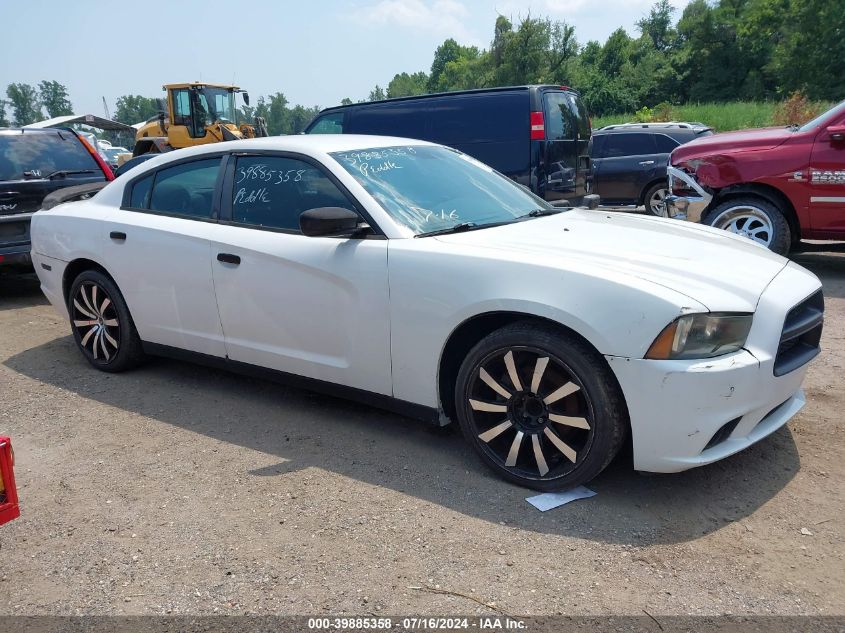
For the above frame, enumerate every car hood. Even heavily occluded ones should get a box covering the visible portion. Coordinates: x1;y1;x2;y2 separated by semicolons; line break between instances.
671;126;794;164
434;210;788;312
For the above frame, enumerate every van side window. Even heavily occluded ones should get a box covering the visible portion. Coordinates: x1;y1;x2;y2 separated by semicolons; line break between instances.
543;93;574;141
308;113;344;134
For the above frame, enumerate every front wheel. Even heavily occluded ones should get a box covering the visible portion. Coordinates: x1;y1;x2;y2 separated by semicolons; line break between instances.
455;322;627;490
703;196;791;255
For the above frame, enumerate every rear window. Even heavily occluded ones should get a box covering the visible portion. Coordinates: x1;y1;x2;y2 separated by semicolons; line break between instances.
0;131;101;181
600;133;657;158
347;103;427;139
544;92;575;141
135;158;221;218
308;112;344;134
654;134;681;153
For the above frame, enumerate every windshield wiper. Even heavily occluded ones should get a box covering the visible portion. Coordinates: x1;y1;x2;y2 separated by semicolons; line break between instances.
519;208;564;219
34;169;99;180
415;222;478;238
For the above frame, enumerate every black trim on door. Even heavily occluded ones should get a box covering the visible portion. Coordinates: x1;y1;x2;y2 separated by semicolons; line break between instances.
141;341;443;426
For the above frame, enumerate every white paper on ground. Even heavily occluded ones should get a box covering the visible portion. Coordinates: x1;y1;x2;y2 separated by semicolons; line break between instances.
525;486;596;511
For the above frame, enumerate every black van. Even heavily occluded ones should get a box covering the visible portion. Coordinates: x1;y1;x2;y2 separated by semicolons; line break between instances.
305;85;592;203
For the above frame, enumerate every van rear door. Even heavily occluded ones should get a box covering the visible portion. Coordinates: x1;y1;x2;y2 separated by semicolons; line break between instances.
542;90;590;202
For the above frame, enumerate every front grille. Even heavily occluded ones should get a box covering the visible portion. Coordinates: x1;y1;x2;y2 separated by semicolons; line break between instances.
774;290;824;377
703;416;742;451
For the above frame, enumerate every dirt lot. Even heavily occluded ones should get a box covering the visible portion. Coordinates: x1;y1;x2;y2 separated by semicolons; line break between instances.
0;251;843;617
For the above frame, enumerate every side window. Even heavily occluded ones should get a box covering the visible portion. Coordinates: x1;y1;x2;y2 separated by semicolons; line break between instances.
148;158;221;218
129;173;153;208
569;94;592;140
543;93;574;141
308;113;344;134
231;156;355;232
602;133;656;158
654;134;681;153
172;89;191;127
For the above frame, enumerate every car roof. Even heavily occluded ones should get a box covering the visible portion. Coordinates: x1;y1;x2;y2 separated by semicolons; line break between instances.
595;122;711;134
154;134;440;161
314;85;578;114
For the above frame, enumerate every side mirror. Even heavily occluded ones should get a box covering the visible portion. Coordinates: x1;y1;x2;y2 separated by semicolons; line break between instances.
242;91;250;106
828;125;845;142
300;207;365;238
582;194;601;210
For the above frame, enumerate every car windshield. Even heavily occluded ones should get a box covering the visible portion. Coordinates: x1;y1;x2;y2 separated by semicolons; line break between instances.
330;145;554;235
196;87;237;124
797;100;845;132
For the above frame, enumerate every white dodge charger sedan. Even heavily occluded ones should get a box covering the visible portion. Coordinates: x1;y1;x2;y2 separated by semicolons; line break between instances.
30;135;824;490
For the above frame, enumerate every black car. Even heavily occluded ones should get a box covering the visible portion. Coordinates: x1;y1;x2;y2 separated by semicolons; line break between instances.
306;85;592;203
0;127;113;270
591;123;712;215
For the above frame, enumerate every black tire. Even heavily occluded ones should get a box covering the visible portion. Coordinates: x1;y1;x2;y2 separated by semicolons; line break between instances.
703;196;791;255
643;181;669;217
454;321;627;491
68;269;145;372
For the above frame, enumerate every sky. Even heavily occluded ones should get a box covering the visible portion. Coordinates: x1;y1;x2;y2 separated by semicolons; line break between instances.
0;0;691;120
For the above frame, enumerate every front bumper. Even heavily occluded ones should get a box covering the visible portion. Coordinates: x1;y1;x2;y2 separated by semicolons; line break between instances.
665;166;712;223
607;262;821;473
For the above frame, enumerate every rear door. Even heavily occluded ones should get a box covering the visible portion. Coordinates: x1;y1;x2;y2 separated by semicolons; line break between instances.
542;91;578;202
592;132;658;204
103;157;227;357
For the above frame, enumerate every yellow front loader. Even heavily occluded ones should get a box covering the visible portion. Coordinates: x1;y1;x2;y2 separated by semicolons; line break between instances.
132;82;268;156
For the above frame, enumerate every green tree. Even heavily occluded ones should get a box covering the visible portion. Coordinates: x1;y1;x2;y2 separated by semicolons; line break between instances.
0;99;9;127
387;72;429;98
6;83;43;125
368;85;386;101
114;95;160;125
266;92;289;134
637;0;676;52
769;0;845;99
38;80;73;117
340;97;353;106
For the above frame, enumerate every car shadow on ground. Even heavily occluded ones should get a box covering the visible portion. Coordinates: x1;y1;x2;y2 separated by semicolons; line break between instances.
0;271;47;311
792;250;845;300
5;332;801;547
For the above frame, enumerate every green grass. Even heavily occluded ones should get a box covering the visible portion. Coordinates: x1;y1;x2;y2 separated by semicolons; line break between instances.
593;101;782;132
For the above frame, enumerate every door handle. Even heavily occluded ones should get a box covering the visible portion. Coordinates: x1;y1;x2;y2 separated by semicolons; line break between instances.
109;231;126;241
639;160;655;166
217;253;241;265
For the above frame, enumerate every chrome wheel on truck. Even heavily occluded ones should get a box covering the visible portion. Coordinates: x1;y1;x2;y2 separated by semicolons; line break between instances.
704;196;791;255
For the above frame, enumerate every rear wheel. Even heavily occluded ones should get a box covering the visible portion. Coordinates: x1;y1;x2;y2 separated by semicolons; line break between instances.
703;196;791;255
643;182;669;217
68;270;145;372
455;322;627;490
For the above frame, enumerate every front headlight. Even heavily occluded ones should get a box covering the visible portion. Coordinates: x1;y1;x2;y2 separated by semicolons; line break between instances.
645;313;753;360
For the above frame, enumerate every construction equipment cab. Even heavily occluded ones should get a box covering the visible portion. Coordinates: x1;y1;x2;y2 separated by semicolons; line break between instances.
133;83;268;156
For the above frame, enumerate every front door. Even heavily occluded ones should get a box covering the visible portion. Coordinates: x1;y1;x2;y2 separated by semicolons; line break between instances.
808;122;845;236
210;153;392;395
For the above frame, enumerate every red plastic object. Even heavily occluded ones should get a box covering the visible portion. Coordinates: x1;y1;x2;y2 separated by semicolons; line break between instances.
529;111;545;140
0;437;20;526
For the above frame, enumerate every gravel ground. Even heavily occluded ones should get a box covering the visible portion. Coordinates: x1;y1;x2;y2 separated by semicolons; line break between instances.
0;250;842;617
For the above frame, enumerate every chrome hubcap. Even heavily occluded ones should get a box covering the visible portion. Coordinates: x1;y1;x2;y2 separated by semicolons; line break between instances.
649;188;668;216
72;282;120;361
467;348;594;479
712;206;773;247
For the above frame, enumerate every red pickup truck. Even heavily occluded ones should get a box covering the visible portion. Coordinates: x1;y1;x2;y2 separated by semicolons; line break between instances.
666;100;845;254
